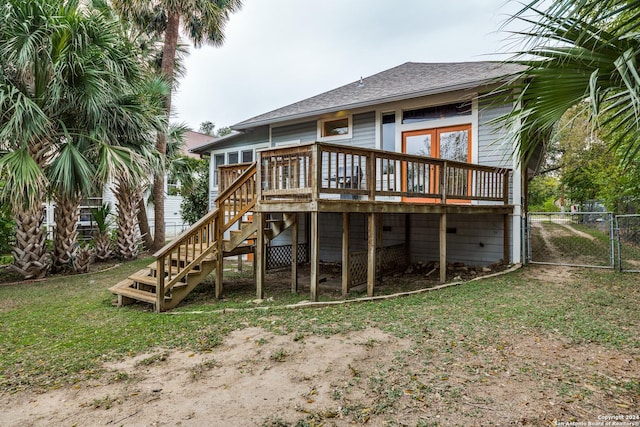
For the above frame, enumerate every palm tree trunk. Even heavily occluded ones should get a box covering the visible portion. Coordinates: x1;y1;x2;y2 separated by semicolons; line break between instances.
52;194;80;272
151;9;180;251
11;205;50;279
93;230;113;261
10;140;51;279
137;197;154;250
115;180;141;260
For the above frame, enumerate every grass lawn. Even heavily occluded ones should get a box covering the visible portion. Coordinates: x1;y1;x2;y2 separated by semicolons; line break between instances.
1;259;638;425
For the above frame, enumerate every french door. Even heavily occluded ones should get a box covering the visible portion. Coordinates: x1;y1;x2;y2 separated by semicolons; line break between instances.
401;124;471;203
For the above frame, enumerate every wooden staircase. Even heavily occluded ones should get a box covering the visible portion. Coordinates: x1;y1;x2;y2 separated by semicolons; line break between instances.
109;163;298;312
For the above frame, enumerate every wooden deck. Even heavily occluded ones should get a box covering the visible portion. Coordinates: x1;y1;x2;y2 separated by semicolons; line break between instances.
248;142;513;301
112;142;514;311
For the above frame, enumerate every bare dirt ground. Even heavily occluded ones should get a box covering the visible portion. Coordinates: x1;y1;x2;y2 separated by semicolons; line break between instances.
3;267;639;427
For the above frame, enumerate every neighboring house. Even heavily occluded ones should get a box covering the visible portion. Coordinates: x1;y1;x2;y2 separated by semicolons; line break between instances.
113;61;540;311
45;129;214;240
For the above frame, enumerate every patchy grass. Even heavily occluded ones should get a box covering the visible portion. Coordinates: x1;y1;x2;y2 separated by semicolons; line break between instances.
0;258;638;414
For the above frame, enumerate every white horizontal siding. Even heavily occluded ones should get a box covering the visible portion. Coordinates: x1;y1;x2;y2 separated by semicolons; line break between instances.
409;213;505;266
272;121;316;145
316;212;505;267
478;101;513;168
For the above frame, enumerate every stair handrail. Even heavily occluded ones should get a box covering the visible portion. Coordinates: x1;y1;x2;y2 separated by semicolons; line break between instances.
216;162;257;234
152;207;219;311
152;162;257;311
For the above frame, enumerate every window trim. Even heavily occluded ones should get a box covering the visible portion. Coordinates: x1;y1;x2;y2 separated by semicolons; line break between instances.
317;115;352;141
213;153;225;188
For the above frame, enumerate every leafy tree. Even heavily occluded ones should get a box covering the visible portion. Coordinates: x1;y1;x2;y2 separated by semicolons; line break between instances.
216;126;233;137
528;175;561;212
0;179;14;256
112;0;243;251
180;160;210;225
199;121;215;135
198;121;232;137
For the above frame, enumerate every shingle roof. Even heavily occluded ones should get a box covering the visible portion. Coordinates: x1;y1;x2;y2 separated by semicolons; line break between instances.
232;61;524;130
190;130;243;154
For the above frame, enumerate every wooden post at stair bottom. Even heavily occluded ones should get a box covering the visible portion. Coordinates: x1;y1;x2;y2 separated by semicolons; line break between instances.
310;211;319;302
215;222;224;299
255;212;265;300
439;213;447;284
341;212;350;297
291;214;298;293
367;212;377;297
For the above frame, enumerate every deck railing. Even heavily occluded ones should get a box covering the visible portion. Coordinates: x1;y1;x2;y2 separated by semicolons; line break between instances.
258;142;510;204
219;162;254;193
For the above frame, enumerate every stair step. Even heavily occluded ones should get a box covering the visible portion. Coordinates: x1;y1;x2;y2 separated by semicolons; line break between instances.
129;273;158;286
109;278;136;291
111;286;160;304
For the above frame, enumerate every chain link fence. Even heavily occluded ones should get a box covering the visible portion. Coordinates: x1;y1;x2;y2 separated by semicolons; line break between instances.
528;212;615;268
616;214;640;272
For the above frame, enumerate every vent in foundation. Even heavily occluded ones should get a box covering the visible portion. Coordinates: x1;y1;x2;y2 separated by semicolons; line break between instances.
446;227;457;234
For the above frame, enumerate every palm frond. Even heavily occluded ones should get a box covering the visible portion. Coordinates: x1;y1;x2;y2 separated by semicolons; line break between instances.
0;148;46;210
48;138;96;199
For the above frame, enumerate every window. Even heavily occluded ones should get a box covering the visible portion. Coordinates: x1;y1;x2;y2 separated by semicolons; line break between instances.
382;113;396;152
402;102;470;124
228;151;239;165
167;176;179;195
381;113;397;180
241;149;253;163
318;116;352;140
213;154;225;187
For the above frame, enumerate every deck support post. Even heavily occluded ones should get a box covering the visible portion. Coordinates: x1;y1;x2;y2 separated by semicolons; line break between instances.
405;213;411;267
342;212;350;297
439;213;447;284
291;214;298;293
503;214;510;264
367;212;377;297
310;211;320;302
255;212;265;300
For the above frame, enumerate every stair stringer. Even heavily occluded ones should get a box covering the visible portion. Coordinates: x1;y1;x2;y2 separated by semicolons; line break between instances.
160;258;218;310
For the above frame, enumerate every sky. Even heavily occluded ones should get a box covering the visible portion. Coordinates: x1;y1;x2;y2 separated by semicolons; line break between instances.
172;0;528;132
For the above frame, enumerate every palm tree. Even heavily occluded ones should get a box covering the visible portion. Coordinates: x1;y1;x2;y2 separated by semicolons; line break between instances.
48;140;94;271
502;0;640;164
112;0;243;251
0;0;166;278
90;203;114;261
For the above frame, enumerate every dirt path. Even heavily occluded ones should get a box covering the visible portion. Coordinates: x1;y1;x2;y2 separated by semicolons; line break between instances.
3;319;638;426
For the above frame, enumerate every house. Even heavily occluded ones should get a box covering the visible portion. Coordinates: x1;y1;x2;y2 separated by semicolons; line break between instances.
111;61;535;312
